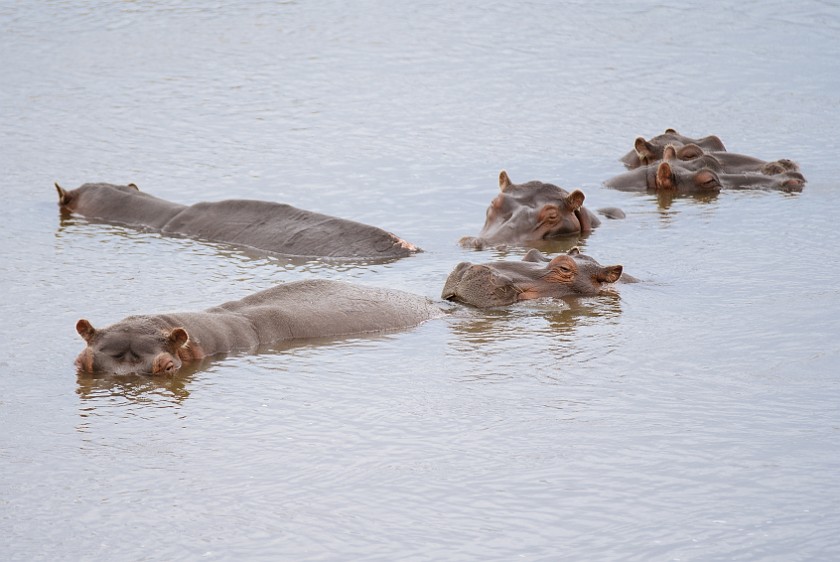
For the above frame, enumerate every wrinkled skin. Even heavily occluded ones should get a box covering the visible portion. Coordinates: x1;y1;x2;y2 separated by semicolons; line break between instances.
620;128;726;169
442;247;625;308
672;143;801;175
74;280;442;376
55;182;419;260
459;171;624;250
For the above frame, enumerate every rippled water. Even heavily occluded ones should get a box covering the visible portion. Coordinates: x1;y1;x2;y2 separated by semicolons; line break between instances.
2;1;839;560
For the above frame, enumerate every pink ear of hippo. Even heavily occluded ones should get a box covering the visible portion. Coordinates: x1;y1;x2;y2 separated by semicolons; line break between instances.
167;327;189;349
76;319;96;342
634;137;657;162
597;265;623;284
565;190;585;211
55;182;69;206
655;162;675;190
499;170;513;192
662;144;678;161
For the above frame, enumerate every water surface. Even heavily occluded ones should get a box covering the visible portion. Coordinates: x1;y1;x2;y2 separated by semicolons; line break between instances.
2;1;839;560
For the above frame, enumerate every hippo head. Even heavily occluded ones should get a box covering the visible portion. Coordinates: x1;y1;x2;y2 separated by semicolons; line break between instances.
55;182;139;212
654;161;722;194
442;247;623;308
461;171;596;249
74;317;190;376
620;129;726;169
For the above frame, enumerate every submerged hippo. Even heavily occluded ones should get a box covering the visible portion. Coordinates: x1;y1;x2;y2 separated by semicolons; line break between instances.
442;248;627;308
605;158;723;194
620;129;726;169
606;144;805;194
55;182;419;261
73;279;442;376
459;171;624;250
668;143;801;175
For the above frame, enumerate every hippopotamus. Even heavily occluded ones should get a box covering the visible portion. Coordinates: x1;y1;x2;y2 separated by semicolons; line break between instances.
459;171;625;250
605;157;723;194
55;182;419;261
620;129;726;169
73;279;442;376
606;144;805;194
442;247;628;308
667;143;801;175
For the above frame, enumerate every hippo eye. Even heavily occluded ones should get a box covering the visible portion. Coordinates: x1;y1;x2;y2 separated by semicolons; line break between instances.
700;178;720;189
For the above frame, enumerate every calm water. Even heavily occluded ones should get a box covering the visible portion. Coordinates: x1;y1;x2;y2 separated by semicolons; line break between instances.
2;1;839;560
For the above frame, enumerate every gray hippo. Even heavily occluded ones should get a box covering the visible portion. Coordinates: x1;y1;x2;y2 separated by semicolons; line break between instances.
442;248;628;308
459;171;624;250
606;146;805;194
73;279;442;376
605;157;723;195
668;143;801;175
620;129;727;169
55;182;419;261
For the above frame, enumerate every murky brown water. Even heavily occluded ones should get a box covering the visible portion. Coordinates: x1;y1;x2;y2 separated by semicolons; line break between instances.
2;1;839;560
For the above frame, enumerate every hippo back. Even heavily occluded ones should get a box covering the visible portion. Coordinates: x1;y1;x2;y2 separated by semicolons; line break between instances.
162;200;418;260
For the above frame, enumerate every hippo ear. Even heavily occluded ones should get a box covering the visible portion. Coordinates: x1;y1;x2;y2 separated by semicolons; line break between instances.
127;183;139;191
665;128;678;134
55;182;69;206
499;170;513;192
567;246;581;256
522;249;550;262
655;162;675;190
597;265;623;284
634;137;657;162
662;144;678;161
76;319;96;343
167;327;189;349
565;189;585;211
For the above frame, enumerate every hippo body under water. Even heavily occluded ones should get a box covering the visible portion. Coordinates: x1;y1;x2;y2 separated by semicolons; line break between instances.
459;171;624;250
56;182;419;261
442;248;629;308
74;279;442;376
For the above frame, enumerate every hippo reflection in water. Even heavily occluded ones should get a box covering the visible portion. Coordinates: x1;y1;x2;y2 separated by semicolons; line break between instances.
73;280;442;376
459;171;624;250
442;248;628;308
55;182;419;261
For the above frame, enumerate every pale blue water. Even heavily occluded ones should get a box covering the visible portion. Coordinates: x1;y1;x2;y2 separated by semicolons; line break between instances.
2;1;839;560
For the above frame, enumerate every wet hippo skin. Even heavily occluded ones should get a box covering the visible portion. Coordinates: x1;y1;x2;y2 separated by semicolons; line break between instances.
442;247;628;308
619;128;727;169
55;182;420;260
459;171;624;250
73;279;443;376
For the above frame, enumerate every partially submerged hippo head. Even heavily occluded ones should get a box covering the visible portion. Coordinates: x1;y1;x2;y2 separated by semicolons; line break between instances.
620;129;726;169
653;161;722;193
74;317;191;376
459;171;601;249
442;247;623;308
605;151;722;195
55;181;140;212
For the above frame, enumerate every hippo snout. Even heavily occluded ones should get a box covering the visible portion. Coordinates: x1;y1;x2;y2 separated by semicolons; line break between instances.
441;262;519;308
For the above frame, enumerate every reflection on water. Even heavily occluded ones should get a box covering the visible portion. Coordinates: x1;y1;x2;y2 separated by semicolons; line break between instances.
76;365;204;405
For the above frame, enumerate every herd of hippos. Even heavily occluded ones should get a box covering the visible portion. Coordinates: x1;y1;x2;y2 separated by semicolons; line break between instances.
59;129;805;376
